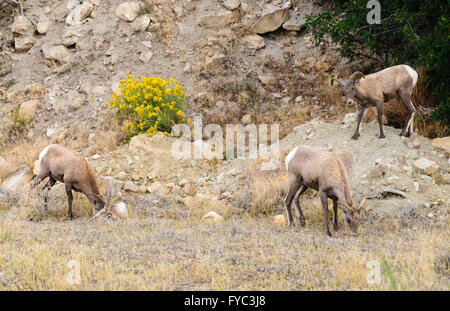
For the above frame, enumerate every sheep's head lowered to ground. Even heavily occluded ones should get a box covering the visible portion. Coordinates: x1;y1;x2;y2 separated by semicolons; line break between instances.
339;198;365;235
331;72;366;105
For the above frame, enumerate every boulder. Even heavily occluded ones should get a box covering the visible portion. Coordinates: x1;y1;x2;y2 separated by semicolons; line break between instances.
252;8;290;34
1;165;33;192
413;158;439;174
242;34;265;50
111;202;129;218
115;2;141;22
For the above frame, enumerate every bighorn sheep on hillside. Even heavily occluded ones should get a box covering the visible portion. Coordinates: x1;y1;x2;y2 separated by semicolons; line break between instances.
332;65;418;140
284;145;365;236
30;144;111;219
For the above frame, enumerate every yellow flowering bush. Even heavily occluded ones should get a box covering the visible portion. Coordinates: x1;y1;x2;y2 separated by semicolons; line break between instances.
107;75;189;140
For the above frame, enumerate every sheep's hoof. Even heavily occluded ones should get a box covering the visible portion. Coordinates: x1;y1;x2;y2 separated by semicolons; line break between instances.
326;230;333;237
379;134;386;139
351;135;359;140
333;224;340;231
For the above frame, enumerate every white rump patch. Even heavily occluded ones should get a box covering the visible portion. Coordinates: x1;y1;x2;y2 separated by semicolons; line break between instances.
39;144;55;164
403;65;418;87
285;146;299;171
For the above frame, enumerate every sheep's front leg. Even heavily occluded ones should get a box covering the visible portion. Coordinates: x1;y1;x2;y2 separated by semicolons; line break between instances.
376;102;386;138
284;175;301;227
351;106;366;140
293;185;307;227
65;183;74;220
42;176;56;212
320;191;332;236
332;199;339;231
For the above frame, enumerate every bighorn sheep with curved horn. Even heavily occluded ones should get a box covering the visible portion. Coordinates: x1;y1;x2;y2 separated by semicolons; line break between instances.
30;144;112;220
332;65;418;140
284;145;365;236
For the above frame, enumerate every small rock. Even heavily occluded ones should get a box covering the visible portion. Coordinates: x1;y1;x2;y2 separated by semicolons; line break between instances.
343;112;357;124
11;16;34;35
282;12;306;31
14;36;35;52
41;44;71;64
123;181;138;192
18;99;39;121
139;51;153;63
66;2;94;25
242;34;265;49
222;0;241;11
92;154;101;160
198;10;238;28
183;183;196;196
241;114;252;125
413;158;439;174
111;201;129;218
403;136;420;149
36;17;51;35
202;211;223;222
115;2;142;22
427;212;434;219
131;14;150;32
273;214;286;224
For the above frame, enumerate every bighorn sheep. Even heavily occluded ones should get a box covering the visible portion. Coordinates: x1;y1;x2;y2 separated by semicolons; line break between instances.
30;144;111;219
332;65;418;140
284;145;364;236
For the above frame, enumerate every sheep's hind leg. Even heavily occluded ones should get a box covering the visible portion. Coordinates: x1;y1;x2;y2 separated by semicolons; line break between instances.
376;102;386;138
332;198;339;231
293;185;307;227
398;91;416;137
65;183;74;220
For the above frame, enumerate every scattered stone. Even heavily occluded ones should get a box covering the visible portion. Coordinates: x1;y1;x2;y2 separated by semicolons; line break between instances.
41;44;71;64
343;112;357;124
242;34;265;49
403;136;420;149
413;158;439;174
111;201;129;218
252;8;290;34
202;211;223;222
62;27;83;46
36;17;51;35
386;176;399;185
46;128;55;137
282;12;306;31
18;99;39;121
431;137;450;154
11;16;33;35
115;2;141;22
131;14;150;32
427;212;434;219
241;114;252;125
173;6;183;18
198;10;238;28
273;214;286;224
14;36;35;52
123;181;138;192
92;154;101;160
378;187;406;199
1;165;32;192
222;0;241;10
139;51;153;63
183;183;196;196
66;1;94;25
258;74;275;86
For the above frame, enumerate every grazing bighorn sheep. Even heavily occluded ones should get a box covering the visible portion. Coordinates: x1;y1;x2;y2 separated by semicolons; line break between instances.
30;144;111;219
284;145;365;236
332;65;418;140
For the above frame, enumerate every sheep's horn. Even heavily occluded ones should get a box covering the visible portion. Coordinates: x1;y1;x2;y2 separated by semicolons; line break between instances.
358;197;366;210
348;71;365;82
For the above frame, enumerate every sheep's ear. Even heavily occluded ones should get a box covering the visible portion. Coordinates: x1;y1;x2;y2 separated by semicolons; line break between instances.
331;78;341;88
357;198;366;211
